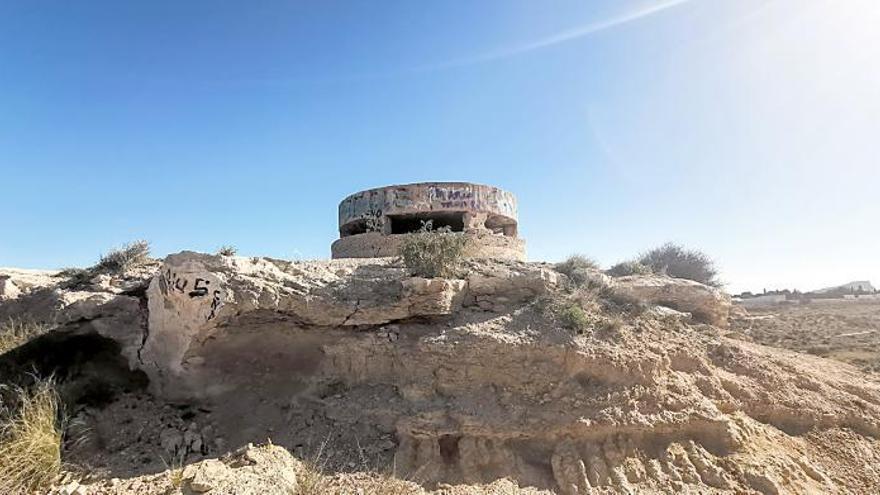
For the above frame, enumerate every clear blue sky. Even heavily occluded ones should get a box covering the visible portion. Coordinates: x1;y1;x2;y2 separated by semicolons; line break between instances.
1;0;878;293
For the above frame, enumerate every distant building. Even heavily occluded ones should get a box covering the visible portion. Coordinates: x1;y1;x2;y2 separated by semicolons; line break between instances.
735;280;876;306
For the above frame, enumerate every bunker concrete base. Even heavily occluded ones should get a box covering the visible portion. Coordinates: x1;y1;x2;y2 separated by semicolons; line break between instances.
331;232;526;261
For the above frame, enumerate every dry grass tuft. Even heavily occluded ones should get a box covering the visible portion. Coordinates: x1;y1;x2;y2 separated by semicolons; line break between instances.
160;450;187;490
294;438;332;495
168;465;185;489
0;379;64;494
295;459;331;495
0;318;50;354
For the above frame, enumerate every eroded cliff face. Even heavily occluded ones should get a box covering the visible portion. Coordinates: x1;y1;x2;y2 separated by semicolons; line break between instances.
3;254;880;494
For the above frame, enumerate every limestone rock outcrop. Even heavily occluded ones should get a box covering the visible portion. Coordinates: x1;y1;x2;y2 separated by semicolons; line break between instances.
464;259;559;311
142;253;462;391
611;274;731;327
139;253;562;396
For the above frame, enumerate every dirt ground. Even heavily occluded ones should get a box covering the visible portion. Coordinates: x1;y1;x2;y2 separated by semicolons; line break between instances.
730;300;880;375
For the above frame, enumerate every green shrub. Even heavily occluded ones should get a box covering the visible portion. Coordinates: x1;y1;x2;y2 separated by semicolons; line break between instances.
399;226;467;278
637;242;720;287
558;303;590;333
606;260;652;277
555;255;601;287
95;240;151;273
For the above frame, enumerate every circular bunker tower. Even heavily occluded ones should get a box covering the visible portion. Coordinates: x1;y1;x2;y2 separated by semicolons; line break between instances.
331;182;525;260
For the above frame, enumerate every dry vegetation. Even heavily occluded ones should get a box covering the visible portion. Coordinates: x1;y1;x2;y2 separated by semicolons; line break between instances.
95;240;151;273
294;459;331;495
554;255;600;288
550;254;648;331
217;245;237;256
557;244;720;287
295;462;427;495
0;318;49;355
399;226;468;278
0;379;64;494
605;260;651;277
537;278;635;337
603;242;721;287
292;439;420;495
57;240;152;289
636;242;720;286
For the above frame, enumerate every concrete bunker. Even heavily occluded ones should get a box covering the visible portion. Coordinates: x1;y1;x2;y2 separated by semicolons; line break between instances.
331;182;525;260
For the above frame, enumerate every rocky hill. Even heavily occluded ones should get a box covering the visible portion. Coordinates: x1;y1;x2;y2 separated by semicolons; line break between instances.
813;281;875;295
1;253;879;494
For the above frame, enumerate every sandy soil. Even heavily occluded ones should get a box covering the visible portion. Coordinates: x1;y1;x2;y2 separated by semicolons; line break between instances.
729;300;880;375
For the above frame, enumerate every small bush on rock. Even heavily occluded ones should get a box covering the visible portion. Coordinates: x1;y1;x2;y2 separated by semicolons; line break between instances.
637;242;721;287
56;240;152;289
537;287;603;335
558;303;590;333
606;260;652;277
217;245;237;256
95;240;151;273
0;379;64;494
399;225;467;278
555;255;601;287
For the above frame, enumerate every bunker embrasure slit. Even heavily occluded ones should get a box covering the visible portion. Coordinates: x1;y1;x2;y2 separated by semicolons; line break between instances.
388;212;465;234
